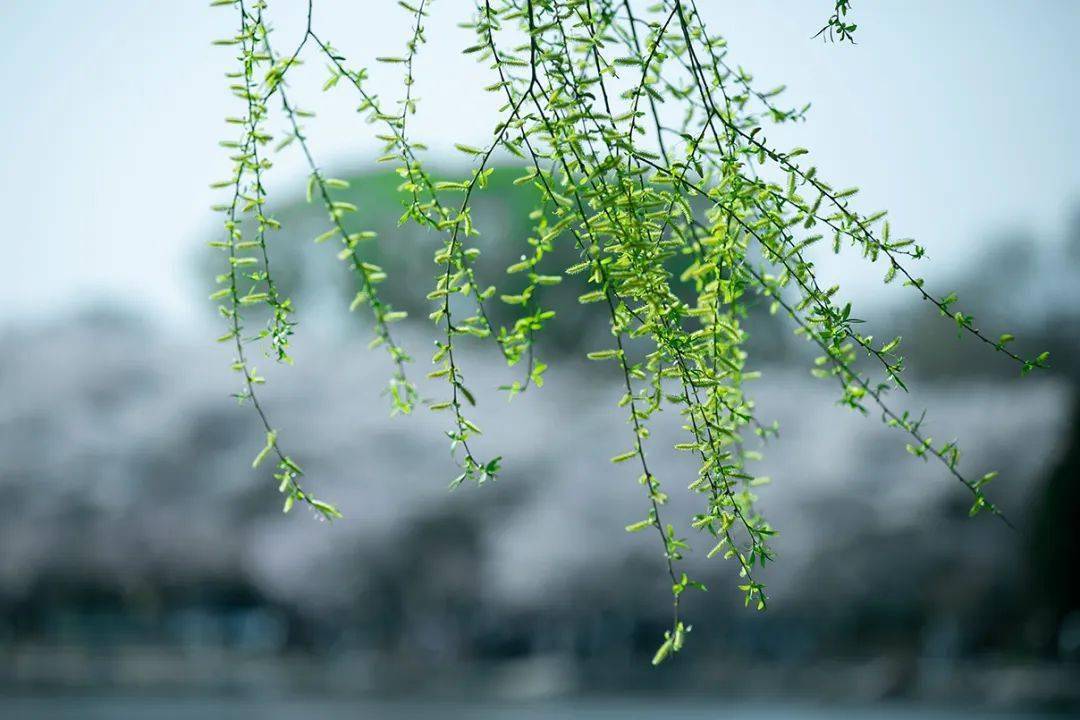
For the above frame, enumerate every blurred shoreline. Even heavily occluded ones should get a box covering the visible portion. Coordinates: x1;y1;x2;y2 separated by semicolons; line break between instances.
3;646;1078;711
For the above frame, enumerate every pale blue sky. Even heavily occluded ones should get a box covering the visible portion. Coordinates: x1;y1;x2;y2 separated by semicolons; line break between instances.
1;1;1077;329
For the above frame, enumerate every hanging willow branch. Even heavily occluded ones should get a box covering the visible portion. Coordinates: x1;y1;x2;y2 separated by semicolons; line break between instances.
209;0;1048;663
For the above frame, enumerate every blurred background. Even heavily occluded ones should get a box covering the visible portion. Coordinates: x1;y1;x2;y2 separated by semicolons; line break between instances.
1;1;1078;718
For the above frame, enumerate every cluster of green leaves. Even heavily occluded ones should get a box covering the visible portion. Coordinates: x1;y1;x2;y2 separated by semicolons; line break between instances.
815;1;857;43
210;0;1046;662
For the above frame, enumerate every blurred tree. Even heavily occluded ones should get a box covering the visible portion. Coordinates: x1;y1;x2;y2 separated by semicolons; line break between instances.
199;166;793;359
1031;393;1080;655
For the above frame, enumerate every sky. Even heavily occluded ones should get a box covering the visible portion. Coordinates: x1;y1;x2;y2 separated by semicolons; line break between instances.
0;1;1078;330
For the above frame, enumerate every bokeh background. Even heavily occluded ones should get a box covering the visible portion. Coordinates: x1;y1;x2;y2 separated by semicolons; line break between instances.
1;1;1078;718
